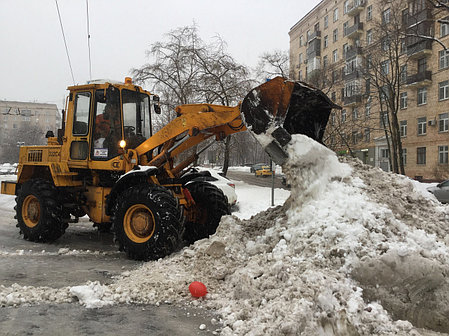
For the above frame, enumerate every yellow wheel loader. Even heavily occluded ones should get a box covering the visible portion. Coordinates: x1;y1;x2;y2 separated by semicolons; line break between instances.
1;76;338;260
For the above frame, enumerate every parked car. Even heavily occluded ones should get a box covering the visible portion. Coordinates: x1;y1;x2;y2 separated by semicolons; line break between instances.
187;167;237;208
250;163;266;173
255;165;273;177
427;180;449;203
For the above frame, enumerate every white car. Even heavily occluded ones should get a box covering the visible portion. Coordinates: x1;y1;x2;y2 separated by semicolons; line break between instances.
188;167;237;208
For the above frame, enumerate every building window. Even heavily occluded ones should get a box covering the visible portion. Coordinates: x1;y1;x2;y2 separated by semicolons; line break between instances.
441;22;449;37
400;120;407;137
299;70;303;80
341;109;347;123
418;117;427;135
367;5;373;21
352;107;358;120
439;145;449;164
366;54;372;69
365;100;371;117
382;8;391;24
333;7;339;22
331;91;336;101
300;35;304;47
365;128;370;142
401;148;407;166
381;60;389;75
344;0;350;14
332;70;338;83
333;49;338;62
299;53;303;64
324;15;329;29
439;80;449;101
322;55;328;68
439;113;449;132
366;29;373;45
400;92;408;109
439;50;449;69
418;57;427;73
417;87;427;105
352;131;359;144
400;39;407;54
382;38;390;51
381;148;390;159
345;80;361;97
331;112;336;125
343;21;349;36
417;147;426;165
333;28;338;42
324;35;329;48
400;64;407;83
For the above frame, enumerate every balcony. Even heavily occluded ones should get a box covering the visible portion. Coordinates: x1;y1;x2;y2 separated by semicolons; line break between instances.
344;94;363;106
307;39;321;58
346;0;366;16
343;70;361;81
406;9;433;27
308;30;321;42
345;46;363;60
406;39;432;59
345;22;364;39
406;70;432;87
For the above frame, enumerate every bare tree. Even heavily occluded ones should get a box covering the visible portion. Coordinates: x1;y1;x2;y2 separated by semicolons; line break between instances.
360;0;410;174
1;125;46;163
255;50;289;80
132;25;254;173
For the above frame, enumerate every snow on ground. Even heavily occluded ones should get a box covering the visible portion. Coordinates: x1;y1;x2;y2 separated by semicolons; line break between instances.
1;139;449;335
232;180;290;220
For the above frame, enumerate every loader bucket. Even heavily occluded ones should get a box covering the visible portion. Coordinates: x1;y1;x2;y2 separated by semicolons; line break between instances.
241;77;340;164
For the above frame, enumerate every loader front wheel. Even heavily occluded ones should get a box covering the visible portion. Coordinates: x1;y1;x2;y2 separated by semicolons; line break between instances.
183;182;230;244
16;179;68;242
113;184;183;261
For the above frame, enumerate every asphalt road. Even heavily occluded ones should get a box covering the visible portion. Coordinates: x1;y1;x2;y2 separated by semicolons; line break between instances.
226;169;289;190
0;170;284;335
0;209;216;335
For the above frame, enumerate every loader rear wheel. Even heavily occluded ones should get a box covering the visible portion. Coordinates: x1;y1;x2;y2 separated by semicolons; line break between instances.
183;182;230;244
113;184;183;261
15;179;68;242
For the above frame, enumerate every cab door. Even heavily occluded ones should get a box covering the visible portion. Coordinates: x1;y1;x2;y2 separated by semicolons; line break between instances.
67;91;92;167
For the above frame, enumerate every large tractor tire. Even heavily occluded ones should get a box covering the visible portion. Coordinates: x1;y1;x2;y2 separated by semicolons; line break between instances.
113;184;183;261
183;182;230;244
15;179;68;242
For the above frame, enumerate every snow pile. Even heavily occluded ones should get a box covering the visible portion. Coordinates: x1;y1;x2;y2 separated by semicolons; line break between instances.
1;134;449;335
70;282;114;309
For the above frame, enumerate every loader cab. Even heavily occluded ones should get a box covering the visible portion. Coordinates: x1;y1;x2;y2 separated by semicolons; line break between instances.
65;79;154;167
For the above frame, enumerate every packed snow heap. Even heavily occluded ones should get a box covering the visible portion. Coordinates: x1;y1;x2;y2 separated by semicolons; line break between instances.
2;134;449;335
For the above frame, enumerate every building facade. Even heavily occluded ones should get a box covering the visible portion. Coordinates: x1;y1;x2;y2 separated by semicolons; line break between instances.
0;100;60;161
289;0;449;181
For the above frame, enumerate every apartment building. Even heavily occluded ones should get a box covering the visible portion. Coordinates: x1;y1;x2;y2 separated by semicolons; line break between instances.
0;101;60;160
289;0;449;181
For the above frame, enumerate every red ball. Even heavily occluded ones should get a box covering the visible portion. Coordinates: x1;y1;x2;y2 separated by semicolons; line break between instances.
189;281;208;298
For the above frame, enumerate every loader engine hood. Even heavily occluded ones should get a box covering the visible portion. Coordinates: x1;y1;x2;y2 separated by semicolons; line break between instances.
241;77;340;165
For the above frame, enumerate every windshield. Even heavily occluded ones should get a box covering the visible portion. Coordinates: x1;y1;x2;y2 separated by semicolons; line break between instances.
122;89;151;149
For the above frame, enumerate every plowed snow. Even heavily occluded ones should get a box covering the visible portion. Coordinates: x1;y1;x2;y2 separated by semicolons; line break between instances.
2;134;449;335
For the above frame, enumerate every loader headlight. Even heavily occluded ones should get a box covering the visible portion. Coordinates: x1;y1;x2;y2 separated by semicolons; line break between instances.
119;140;126;149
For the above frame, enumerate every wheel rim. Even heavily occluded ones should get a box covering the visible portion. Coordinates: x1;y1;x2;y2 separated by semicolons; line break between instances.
123;204;156;243
22;195;40;228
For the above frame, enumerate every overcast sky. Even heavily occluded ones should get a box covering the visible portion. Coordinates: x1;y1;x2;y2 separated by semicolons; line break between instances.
0;0;320;108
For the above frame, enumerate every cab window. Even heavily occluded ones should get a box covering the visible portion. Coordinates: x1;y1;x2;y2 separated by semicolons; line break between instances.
73;92;90;135
122;89;151;149
92;88;122;160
